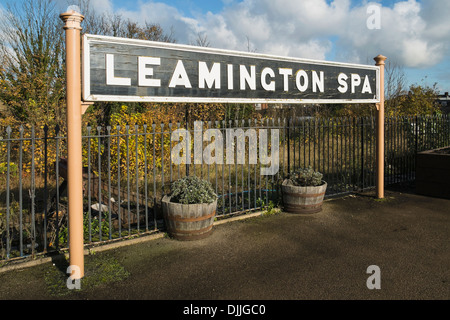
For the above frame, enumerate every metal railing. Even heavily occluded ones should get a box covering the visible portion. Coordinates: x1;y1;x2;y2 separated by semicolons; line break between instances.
1;114;449;263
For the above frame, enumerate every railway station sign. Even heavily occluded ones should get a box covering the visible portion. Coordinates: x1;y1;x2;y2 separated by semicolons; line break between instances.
83;34;380;104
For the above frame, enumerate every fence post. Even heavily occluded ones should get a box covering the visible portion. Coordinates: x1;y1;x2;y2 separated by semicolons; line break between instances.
374;55;387;199
60;8;85;278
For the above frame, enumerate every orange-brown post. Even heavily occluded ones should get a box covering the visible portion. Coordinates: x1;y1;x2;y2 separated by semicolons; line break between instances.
60;9;85;278
374;54;387;199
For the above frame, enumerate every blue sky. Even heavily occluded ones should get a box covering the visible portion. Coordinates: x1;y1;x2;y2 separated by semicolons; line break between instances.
2;0;449;93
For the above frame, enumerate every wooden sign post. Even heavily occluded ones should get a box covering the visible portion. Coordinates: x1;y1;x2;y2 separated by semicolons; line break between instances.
60;9;85;279
374;55;387;199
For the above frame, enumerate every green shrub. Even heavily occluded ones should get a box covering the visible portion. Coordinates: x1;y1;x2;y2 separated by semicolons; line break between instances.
288;166;323;187
169;176;218;204
58;211;111;246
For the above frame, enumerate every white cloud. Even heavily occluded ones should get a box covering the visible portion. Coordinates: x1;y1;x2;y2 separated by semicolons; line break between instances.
54;0;113;14
89;0;114;14
109;0;449;70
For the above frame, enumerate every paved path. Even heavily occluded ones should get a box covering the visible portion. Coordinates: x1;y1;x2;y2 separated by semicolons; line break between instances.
1;189;449;304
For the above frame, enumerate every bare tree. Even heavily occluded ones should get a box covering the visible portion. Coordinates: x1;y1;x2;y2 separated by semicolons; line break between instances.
384;60;407;114
70;0;176;42
245;35;257;53
0;0;65;125
191;32;211;47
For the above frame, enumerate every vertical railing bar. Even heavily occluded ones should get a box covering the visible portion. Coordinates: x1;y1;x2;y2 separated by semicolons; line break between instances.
241;119;245;212
214;121;219;209
107;126;112;240
313;117;317;172
318;117;322;175
207;121;211;192
5;126;12;259
126;125;131;235
402;116;409;182
360;118;364;190
144;123;148;232
97;126;103;242
30;126;36;257
308;117;312;168
233;119;239;211
222;120;226;215
161;123;165;199
87;125;92;243
332;118;337;193
345;117;349;191
117;125;122;238
293;116;296;172
287;117;290;175
282;118;286;179
169;121;173;184
200;119;204;180
254;118;258;209
250;118;254;210
152;123;157;230
135;123;140;233
341;117;345;191
373;116;377;188
302;117;306;169
392;116;396;183
55;126;61;249
265;119;269;207
407;116;411;181
387;116;390;185
350;117;354;190
43;125;48;252
271;118;275;205
391;116;395;184
409;115;413;181
394;116;398;184
340;118;343;192
399;116;403;182
177;122;181;180
402;116;406;182
228;120;232;212
326;117;329;188
338;117;342;192
323;117;326;184
329;119;334;194
19;126;24;256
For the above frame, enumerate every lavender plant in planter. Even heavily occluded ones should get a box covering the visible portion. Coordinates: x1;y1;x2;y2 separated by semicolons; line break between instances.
162;176;218;240
282;167;327;214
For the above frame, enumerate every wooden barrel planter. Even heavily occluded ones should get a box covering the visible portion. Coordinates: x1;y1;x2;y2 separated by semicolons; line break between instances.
162;195;217;241
282;180;327;214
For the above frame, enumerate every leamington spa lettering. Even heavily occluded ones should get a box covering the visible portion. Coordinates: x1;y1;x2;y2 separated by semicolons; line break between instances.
83;34;379;104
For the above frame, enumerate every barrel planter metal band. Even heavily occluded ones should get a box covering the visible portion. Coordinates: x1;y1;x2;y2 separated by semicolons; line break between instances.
162;195;217;240
282;180;327;214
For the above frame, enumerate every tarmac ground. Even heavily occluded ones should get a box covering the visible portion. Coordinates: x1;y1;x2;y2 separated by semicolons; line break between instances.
0;186;449;310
